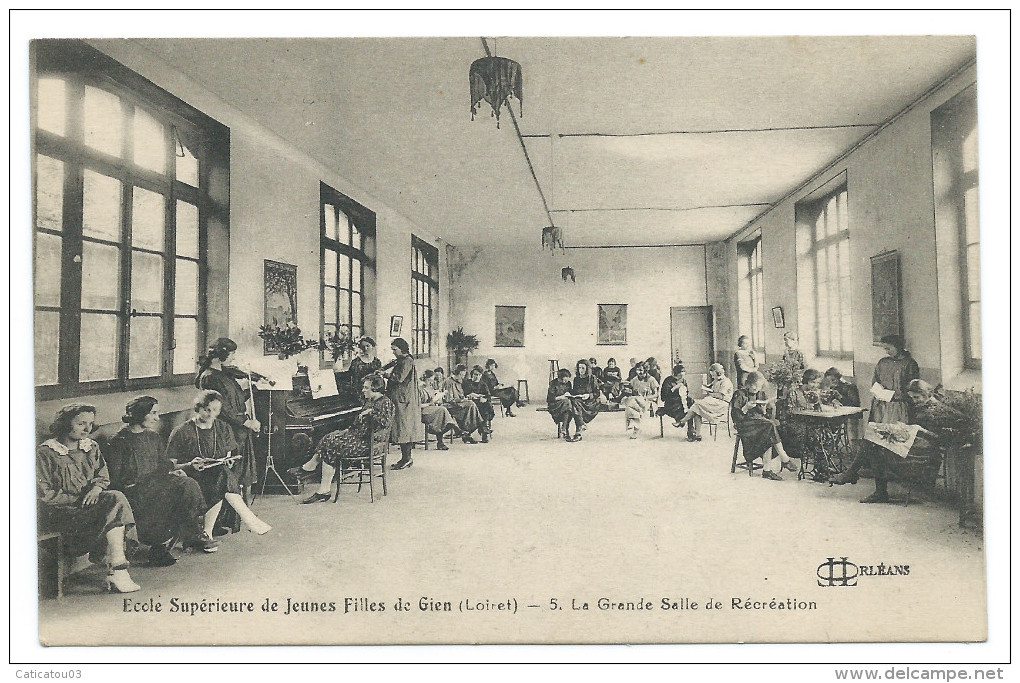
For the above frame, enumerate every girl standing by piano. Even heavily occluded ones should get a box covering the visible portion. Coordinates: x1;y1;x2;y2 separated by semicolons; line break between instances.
196;337;261;532
346;336;382;393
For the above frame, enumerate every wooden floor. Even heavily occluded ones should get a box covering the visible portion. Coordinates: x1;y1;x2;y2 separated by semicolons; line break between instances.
37;406;986;646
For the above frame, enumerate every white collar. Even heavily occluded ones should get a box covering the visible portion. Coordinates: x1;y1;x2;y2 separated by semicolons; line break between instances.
43;437;95;455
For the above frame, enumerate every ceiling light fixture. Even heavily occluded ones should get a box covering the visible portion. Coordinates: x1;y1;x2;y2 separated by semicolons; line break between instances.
469;52;522;129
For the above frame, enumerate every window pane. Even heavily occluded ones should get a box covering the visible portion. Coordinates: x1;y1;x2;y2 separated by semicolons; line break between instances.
816;252;830;351
841;314;853;354
323;204;337;241
968;303;981;360
173;317;198;374
35;310;60;385
132;187;165;251
81;241;121;310
79;313;119;381
353;261;362;293
964;187;980;245
35;154;64;231
129;315;162;378
323;286;337;324
131;250;163;313
324;250;337;286
175;258;198;316
176;200;199;258
338;254;350;290
352;224;362;251
37;77;66;136
176;142;199;187
966;244;980;302
83;85;123;157
35;232;62;307
337;210;350;245
338;290;351;326
83;170;122;241
133;107;166;173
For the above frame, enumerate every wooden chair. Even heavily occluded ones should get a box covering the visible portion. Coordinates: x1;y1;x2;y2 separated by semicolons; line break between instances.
704;410;732;441
729;434;763;476
333;425;390;503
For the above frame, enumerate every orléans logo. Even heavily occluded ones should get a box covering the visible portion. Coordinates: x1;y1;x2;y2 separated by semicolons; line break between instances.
816;557;910;586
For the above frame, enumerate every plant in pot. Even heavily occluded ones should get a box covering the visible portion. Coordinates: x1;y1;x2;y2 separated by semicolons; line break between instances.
321;328;357;371
258;323;319;371
446;327;480;367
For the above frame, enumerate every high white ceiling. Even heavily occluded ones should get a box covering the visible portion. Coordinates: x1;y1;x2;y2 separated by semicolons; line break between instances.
125;36;974;247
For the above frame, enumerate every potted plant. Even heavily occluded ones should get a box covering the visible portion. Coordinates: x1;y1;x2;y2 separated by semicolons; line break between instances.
446;327;480;367
258;323;319;369
321;328;357;371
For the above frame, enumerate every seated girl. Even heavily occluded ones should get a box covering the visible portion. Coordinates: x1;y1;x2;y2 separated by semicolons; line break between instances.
779;368;822;462
291;375;394;502
620;362;660;438
601;358;623;402
442;364;489;444
656;363;695;439
105;396;211;565
37;404;140;593
547;368;582;442
418;371;462;450
731;372;798;481
482;359;522;417
464;365;497;431
675;363;733;441
571;359;602;433
166;390;272;538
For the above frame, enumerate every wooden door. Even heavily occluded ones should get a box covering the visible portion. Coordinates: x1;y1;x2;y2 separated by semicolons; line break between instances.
670;306;714;379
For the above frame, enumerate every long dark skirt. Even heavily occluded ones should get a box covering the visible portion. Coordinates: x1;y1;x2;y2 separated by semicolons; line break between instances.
492;386;520;410
656;398;692;422
124;475;205;546
736;417;783;462
474;398;496;422
446;400;485;434
422;405;459;435
186;464;243;511
39;491;138;563
547;396;578;425
574;396;600;425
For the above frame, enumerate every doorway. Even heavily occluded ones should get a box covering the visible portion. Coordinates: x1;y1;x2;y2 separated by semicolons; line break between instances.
670;306;715;380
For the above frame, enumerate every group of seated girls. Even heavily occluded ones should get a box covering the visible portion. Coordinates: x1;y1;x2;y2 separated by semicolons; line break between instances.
37;393;272;594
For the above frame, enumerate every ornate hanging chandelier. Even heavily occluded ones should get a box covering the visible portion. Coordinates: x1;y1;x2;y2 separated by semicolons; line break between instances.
469;56;523;129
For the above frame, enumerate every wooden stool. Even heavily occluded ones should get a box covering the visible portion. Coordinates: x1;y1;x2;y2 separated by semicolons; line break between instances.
548;360;560;383
517;379;529;404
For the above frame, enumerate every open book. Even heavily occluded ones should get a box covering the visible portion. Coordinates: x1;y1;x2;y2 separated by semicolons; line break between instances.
870;382;896;402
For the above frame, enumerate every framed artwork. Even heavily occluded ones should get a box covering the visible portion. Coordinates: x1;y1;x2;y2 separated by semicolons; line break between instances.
263;260;298;354
597;303;627;345
494;305;525;347
870;250;903;344
389;315;403;337
772;306;785;328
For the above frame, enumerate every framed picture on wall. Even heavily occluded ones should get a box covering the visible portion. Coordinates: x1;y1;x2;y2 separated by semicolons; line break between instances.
772;306;785;328
494;305;525;347
870;250;903;344
263;260;298;354
597;303;627;345
389;315;403;337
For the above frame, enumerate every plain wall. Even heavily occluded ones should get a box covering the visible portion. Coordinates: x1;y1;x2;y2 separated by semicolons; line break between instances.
448;245;708;398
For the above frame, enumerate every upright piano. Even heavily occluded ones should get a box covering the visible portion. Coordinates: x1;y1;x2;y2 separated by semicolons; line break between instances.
251;370;362;493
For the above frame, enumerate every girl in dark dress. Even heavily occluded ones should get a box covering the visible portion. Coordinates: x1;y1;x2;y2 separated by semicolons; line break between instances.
105;396;210;564
731;372;798;481
481;358;521;417
547;368;581;442
195;338;260;496
657;363;696;439
166;391;272;542
37;404;140;593
346;336;383;394
384;338;424;470
571;359;602;431
601;358;623;402
465;365;497;429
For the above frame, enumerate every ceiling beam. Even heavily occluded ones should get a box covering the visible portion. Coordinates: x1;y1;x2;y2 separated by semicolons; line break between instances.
551;203;770;213
521;123;880;139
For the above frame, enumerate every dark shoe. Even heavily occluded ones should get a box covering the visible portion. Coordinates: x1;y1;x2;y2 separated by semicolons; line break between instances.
481;433;490;443
391;458;413;470
146;545;177;567
783;461;799;473
762;471;783;481
506;411;517;417
462;435;477;444
183;532;220;553
287;466;317;482
516;401;525;408
569;434;583;442
436;440;450;451
301;492;331;504
829;472;858;486
860;492;890;504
